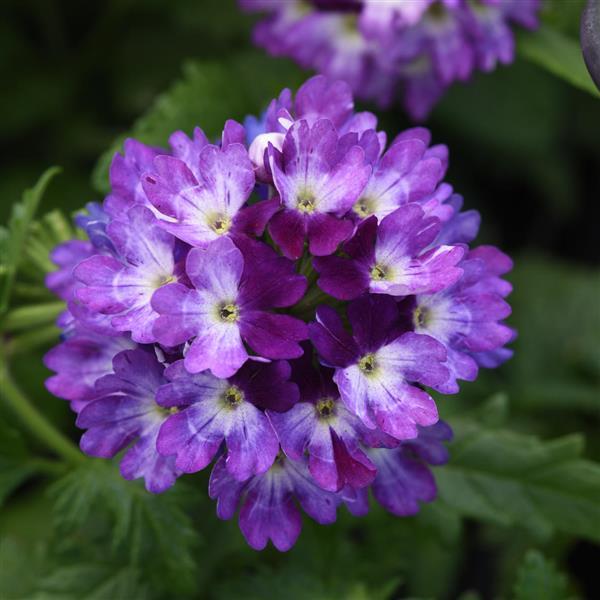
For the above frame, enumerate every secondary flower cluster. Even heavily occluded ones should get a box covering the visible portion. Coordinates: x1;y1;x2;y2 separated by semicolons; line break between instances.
240;0;541;119
44;75;514;551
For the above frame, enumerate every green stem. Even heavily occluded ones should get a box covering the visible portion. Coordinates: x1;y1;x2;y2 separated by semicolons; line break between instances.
0;358;85;465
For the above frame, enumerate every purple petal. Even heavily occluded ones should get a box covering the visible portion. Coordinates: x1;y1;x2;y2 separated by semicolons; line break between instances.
309;305;360;368
237;236;307;309
232;360;300;412
268;208;307;260
233;198;280;237
185;236;243;297
369;448;437;516
313;255;369;300
307;214;354;256
347;295;402;352
240;311;308;360
120;425;179;493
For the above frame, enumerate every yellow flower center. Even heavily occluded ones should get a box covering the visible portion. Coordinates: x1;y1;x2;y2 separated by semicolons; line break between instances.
353;197;375;218
370;264;388;281
222;385;244;408
315;397;336;419
297;189;317;214
209;213;231;235
153;274;177;289
219;303;239;323
413;305;429;329
358;353;378;376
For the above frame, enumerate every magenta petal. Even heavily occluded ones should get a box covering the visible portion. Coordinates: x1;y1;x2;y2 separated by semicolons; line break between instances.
313;255;369;300
268;209;307;260
241;311;308;360
307;214;354;257
309;305;359;368
331;430;376;489
233;198;281;237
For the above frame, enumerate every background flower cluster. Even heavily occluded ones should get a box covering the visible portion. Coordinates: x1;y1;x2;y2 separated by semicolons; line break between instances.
43;75;515;551
241;0;541;119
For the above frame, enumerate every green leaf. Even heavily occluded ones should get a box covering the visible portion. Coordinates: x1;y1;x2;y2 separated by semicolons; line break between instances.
506;256;600;414
518;26;600;98
0;537;48;599
0;422;35;506
35;564;150;600
92;52;304;194
436;414;600;542
48;461;199;595
513;550;571;600
0;167;61;314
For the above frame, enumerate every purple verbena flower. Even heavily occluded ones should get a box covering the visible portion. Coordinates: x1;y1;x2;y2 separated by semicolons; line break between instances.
267;350;376;492
44;325;135;413
350;420;453;517
76;348;180;493
209;453;340;551
267;118;372;259
314;204;464;300
42;73;515;553
151;236;308;377
348;127;448;222
309;295;450;440
406;245;514;392
156;359;297;481
142;134;279;247
74;206;183;343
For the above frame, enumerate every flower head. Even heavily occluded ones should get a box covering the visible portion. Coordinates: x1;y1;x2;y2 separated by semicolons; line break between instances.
44;74;513;552
241;0;542;119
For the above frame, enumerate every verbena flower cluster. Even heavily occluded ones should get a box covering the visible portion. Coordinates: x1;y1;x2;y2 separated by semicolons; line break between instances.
44;75;514;551
240;0;541;120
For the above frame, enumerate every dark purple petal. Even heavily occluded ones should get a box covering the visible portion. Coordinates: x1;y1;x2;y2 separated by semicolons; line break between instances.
309;305;360;367
307;213;354;256
268;208;307;260
240;311;308;360
233;198;281;237
347;294;403;352
313;255;369;300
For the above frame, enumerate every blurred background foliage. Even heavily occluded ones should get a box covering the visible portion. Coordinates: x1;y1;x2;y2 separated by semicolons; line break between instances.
0;0;599;599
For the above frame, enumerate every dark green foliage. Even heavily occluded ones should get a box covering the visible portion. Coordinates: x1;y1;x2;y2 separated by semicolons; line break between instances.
513;550;572;600
0;168;60;314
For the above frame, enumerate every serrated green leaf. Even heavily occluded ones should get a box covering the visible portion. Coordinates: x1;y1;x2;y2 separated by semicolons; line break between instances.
92;52;303;194
0;168;61;314
518;26;600;98
48;461;199;595
513;550;571;600
35;564;150;600
437;419;600;542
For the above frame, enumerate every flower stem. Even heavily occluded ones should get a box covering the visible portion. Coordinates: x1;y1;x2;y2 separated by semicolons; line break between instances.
0;356;85;465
